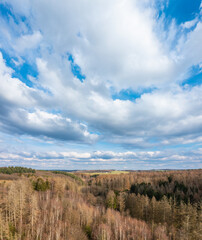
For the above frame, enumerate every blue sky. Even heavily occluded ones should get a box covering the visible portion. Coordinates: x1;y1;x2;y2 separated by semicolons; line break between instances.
0;0;201;170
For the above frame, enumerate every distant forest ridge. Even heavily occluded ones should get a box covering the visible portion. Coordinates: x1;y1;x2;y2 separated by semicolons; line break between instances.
0;166;35;174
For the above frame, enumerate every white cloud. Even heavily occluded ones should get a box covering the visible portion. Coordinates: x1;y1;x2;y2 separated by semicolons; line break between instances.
0;149;201;169
0;52;98;144
2;0;201;89
30;0;175;90
1;47;202;148
0;52;47;107
0;106;98;144
176;22;202;75
0;0;201;156
181;18;198;29
14;31;42;53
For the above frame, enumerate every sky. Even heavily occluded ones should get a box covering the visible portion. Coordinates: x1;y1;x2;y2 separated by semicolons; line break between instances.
0;0;202;170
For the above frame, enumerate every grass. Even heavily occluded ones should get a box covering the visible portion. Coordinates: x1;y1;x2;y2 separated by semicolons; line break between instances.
84;171;129;175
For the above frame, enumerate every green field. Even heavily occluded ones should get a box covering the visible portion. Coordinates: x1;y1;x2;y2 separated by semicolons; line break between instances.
84;170;129;175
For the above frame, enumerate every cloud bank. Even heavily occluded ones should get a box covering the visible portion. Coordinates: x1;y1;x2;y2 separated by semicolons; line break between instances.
0;149;201;170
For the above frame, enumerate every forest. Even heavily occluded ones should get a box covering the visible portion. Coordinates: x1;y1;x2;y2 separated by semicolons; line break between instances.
0;167;201;240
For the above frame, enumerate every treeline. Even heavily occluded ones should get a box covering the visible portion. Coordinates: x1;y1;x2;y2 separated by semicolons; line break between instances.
0;166;35;174
52;171;83;184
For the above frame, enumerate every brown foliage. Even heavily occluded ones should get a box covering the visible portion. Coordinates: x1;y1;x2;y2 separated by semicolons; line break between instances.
0;169;201;240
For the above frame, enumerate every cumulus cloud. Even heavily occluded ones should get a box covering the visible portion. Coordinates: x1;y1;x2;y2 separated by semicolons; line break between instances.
0;53;97;143
0;108;98;143
29;0;175;90
26;53;202;148
0;0;202;168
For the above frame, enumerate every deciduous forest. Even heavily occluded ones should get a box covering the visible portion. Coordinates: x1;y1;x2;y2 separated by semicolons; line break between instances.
0;167;201;239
